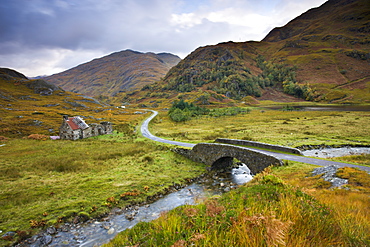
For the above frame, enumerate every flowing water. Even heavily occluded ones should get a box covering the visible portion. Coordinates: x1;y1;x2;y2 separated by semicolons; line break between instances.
264;105;370;111
302;147;370;158
21;165;252;247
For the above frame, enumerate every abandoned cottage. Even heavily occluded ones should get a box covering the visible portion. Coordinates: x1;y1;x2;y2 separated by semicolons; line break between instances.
59;115;113;140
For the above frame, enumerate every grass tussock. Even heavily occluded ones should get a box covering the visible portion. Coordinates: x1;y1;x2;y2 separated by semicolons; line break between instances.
104;165;370;247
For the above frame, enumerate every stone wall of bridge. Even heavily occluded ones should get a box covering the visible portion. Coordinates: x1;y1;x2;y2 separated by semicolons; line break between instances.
174;143;284;175
215;138;303;155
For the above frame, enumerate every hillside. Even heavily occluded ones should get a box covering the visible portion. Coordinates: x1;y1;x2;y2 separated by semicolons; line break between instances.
45;50;181;97
261;0;370;103
0;68;144;138
132;0;369;105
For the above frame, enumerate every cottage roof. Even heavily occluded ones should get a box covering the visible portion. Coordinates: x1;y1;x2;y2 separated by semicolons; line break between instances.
66;117;89;130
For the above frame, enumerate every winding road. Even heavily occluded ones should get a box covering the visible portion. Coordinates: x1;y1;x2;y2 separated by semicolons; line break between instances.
141;110;370;172
141;110;195;148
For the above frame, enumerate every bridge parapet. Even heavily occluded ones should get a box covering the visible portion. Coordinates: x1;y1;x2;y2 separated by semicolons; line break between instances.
215;138;303;155
175;143;284;175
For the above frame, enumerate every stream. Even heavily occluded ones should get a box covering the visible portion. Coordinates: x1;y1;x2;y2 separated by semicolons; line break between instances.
302;147;370;158
19;165;253;247
263;105;370;111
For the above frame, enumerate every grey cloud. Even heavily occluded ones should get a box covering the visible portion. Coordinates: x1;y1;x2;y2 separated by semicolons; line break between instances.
0;0;111;51
0;0;327;76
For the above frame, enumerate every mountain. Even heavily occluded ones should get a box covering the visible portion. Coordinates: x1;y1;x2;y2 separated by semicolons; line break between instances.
45;50;181;97
139;0;369;104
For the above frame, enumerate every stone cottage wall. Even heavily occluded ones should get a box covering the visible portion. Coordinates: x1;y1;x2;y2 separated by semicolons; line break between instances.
59;117;113;140
59;121;80;140
100;122;113;134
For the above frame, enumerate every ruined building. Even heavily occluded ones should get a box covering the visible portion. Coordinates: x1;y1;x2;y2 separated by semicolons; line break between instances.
59;115;113;140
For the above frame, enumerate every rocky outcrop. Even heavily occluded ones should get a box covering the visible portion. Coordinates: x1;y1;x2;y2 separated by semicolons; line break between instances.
26;79;61;96
311;165;348;188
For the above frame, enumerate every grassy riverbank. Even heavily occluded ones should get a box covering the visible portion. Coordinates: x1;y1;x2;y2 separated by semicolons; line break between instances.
105;162;370;247
0;134;206;246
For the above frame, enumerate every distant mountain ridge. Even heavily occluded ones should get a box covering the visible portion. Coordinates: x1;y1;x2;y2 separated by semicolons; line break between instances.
140;0;369;104
45;50;181;97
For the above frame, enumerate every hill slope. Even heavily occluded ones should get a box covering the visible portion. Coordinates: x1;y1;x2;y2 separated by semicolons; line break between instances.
45;50;181;97
262;0;370;103
141;0;369;104
0;68;110;138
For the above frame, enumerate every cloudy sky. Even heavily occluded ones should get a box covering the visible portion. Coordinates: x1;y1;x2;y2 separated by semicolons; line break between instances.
0;0;327;77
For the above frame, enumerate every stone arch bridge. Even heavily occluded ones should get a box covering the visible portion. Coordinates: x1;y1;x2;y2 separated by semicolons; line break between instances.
175;143;284;175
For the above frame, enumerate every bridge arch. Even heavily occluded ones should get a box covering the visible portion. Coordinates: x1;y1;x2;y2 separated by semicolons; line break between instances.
212;156;234;169
191;143;283;174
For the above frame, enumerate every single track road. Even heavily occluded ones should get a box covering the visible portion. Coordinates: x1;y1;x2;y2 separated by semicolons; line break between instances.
141;110;370;172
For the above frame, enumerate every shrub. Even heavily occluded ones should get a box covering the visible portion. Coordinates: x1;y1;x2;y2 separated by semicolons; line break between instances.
142;155;154;163
169;108;192;122
0;135;9;141
168;99;209;122
27;134;49;140
209;107;250;117
114;123;135;136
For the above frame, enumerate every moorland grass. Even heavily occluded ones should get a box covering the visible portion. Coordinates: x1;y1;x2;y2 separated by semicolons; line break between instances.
2;106;369;246
331;153;370;166
150;108;370;148
105;163;370;247
0;133;206;246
